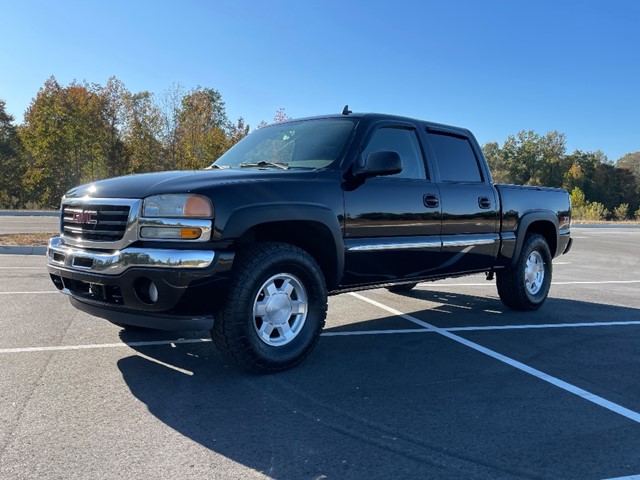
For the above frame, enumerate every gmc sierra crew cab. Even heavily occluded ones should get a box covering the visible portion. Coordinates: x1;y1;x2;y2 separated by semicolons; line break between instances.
47;110;572;372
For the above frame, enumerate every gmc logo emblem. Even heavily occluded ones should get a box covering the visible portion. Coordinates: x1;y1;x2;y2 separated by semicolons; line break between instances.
70;210;98;225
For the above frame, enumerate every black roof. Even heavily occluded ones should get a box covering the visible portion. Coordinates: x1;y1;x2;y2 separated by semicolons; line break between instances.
275;112;473;137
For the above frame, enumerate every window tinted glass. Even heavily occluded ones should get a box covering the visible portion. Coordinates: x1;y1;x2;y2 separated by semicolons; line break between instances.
427;132;482;182
362;127;427;180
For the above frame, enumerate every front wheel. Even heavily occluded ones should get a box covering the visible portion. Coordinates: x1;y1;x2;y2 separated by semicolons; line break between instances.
212;242;327;373
496;234;552;311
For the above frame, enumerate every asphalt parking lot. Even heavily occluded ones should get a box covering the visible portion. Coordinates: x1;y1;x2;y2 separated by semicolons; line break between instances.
1;226;639;480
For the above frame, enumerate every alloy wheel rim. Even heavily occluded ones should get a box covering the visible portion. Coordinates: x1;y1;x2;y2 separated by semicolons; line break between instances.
524;251;545;295
253;273;308;347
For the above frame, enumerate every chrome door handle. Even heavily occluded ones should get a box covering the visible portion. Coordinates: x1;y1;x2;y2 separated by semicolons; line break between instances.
424;194;439;208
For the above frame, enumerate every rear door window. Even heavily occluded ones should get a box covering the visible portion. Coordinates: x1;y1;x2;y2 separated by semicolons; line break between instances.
427;132;483;182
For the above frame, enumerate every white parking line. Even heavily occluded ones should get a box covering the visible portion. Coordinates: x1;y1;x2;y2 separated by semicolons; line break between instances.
349;292;640;425
4;318;639;354
0;291;58;295
0;267;44;269
576;231;640;235
546;280;640;285
135;351;194;376
322;328;428;337
0;330;436;354
602;475;640;480
447;320;640;332
0;338;211;354
418;280;640;287
0;341;199;375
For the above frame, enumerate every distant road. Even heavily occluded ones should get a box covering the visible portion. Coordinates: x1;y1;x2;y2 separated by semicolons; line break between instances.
0;210;58;217
573;222;640;228
0;214;59;234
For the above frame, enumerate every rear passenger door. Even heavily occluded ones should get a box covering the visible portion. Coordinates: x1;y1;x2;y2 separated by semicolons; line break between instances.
424;128;499;273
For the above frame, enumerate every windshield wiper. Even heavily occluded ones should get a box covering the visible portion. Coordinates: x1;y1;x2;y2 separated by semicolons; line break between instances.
239;161;289;170
206;164;231;170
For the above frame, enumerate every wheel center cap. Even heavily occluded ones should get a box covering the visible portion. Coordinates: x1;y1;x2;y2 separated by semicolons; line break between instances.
266;293;292;325
526;269;535;283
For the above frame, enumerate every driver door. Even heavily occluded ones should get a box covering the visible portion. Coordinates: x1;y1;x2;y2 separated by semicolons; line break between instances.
342;122;442;286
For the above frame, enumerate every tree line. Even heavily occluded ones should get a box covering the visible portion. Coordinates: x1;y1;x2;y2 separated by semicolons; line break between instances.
1;76;639;219
483;132;640;221
0;76;252;208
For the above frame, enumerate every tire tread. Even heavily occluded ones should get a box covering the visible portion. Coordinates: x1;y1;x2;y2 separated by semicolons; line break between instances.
496;233;552;311
212;242;327;373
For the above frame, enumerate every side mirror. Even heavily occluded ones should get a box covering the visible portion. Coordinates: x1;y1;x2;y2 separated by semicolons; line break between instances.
354;151;402;178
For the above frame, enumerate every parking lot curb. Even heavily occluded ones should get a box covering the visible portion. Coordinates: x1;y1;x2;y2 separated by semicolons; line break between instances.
0;245;47;255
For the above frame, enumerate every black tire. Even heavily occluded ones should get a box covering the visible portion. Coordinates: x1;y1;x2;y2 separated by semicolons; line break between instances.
387;283;418;293
212;242;327;373
496;233;552;311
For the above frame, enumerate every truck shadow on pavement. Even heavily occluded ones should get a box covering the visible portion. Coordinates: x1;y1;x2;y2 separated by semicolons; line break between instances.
116;290;640;480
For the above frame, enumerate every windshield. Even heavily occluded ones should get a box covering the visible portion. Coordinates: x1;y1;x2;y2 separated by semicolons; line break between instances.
211;118;356;169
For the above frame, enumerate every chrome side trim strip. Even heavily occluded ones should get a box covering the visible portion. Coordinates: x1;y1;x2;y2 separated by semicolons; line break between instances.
347;240;442;252
47;237;215;275
347;234;501;252
442;234;499;248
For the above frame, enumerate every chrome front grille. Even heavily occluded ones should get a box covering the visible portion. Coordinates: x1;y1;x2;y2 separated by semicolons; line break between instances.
60;198;142;250
62;204;130;242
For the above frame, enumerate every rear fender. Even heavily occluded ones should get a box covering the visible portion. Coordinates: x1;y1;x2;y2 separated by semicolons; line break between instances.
511;211;559;266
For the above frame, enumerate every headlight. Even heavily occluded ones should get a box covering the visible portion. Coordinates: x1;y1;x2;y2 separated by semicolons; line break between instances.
142;194;213;218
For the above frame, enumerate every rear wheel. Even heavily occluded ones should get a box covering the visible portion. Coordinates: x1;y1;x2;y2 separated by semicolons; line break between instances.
212;242;327;373
496;234;552;311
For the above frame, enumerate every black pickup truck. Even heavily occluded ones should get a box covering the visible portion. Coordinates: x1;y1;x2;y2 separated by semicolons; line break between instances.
47;111;572;372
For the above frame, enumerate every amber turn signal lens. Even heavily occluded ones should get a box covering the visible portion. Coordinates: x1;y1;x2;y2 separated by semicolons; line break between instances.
184;196;212;217
179;228;202;239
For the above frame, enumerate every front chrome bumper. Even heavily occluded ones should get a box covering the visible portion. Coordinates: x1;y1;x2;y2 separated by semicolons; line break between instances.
47;236;216;275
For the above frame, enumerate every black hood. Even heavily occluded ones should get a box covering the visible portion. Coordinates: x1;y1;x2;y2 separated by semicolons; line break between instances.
64;169;318;199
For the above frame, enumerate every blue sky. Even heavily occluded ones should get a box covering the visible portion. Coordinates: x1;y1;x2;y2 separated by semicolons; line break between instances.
2;0;638;161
